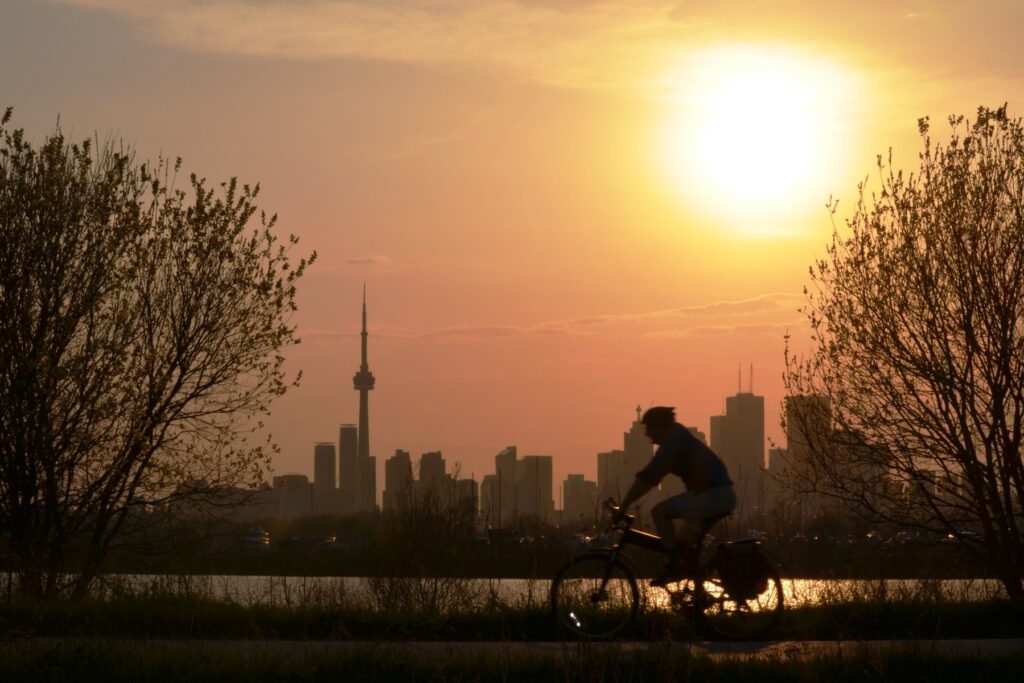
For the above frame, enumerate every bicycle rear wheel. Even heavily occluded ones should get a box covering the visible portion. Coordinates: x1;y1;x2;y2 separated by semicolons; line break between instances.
699;557;784;640
550;552;639;640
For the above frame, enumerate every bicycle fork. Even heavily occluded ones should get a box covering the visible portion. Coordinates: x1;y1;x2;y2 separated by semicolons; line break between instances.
591;548;622;604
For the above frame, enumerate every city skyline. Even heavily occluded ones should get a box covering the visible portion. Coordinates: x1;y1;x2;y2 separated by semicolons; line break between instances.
294;298;782;514
289;290;784;510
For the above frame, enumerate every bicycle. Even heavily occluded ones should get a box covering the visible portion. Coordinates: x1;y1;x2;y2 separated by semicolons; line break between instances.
550;499;784;640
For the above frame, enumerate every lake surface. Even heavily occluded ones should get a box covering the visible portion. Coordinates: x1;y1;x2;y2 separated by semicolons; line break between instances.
81;574;1006;609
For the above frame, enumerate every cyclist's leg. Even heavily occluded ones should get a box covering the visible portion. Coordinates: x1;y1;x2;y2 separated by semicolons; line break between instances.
650;494;698;586
679;487;738;585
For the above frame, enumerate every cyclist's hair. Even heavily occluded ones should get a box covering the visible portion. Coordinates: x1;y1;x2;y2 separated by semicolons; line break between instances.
641;406;676;429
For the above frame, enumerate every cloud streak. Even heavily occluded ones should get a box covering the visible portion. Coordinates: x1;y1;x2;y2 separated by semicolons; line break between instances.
345;255;392;267
304;292;805;343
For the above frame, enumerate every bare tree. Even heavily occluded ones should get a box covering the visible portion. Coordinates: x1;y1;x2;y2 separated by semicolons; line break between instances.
784;106;1024;601
0;109;313;598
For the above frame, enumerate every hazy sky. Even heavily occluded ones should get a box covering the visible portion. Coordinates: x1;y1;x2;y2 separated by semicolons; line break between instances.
3;1;1023;493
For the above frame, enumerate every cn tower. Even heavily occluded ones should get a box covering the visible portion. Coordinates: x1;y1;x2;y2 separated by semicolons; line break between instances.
352;285;375;464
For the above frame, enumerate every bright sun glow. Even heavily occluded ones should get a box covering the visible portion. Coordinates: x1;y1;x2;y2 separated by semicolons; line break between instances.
661;45;857;235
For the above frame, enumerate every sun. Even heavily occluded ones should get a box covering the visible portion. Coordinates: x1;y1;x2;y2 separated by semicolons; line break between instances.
660;46;855;234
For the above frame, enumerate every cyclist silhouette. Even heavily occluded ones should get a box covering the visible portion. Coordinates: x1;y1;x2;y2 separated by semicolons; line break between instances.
614;406;736;587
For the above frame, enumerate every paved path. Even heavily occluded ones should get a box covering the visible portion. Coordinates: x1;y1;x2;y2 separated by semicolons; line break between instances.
11;638;1024;660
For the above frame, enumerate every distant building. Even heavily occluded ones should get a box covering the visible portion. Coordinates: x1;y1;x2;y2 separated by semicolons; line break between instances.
517;455;554;523
597;449;628;501
383;449;413;512
272;473;312;519
597;407;654;527
710;387;766;521
453;478;479;515
480;473;498;526
782;394;833;524
563;474;597;526
313;442;339;514
339;424;358;501
495;446;517;527
419;451;447;486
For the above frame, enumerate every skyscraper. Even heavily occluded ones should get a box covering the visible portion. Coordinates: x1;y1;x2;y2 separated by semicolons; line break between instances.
339;424;358;501
313;442;337;513
383;449;412;512
517;455;554;523
419;451;447;486
563;474;598;526
272;473;312;519
783;394;833;522
352;285;377;512
710;371;766;521
495;446;517;527
597;407;654;526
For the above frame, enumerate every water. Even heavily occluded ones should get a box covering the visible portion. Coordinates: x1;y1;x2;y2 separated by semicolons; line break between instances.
80;574;1006;609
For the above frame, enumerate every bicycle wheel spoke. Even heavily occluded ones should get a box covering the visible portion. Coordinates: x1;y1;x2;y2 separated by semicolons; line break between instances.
551;554;639;640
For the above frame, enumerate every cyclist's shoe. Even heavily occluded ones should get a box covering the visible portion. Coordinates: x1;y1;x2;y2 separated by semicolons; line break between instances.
649;560;688;588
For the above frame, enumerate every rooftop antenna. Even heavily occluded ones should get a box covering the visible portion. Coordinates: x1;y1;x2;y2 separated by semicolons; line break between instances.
737;364;741;394
750;363;754;394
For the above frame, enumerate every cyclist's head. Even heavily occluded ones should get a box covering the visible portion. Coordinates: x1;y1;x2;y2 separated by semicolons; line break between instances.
641;406;676;443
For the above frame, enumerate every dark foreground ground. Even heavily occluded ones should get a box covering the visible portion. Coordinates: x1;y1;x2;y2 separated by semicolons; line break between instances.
1;637;1022;682
2;589;1021;681
2;595;1021;641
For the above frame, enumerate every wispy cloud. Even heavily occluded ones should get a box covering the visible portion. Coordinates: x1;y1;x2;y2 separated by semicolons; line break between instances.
52;0;1024;95
644;322;797;340
304;292;805;343
534;292;805;333
345;255;392;267
52;0;687;89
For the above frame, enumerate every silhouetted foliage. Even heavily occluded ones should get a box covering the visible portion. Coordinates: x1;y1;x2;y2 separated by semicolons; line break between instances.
785;105;1024;600
0;108;313;598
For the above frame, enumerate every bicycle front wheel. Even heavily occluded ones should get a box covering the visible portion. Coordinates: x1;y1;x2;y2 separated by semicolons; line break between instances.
550;552;640;640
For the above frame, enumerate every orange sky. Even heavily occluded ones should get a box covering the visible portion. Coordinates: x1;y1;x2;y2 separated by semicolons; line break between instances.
4;1;1024;496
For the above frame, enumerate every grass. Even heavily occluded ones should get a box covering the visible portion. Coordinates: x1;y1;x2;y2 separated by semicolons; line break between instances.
0;591;1021;641
0;639;1021;682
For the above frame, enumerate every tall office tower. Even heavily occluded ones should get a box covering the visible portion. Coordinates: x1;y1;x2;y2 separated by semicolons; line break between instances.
623;405;653;470
783;394;833;522
784;395;832;461
594;407;655;526
339;424;358;500
383;449;412;512
727;391;765;519
710;373;766;521
313;442;337;514
352;285;377;512
563;474;598;527
272;473;312;519
597;449;627;501
624;406;654;526
495;446;517;527
517;455;554;523
419;451;447;486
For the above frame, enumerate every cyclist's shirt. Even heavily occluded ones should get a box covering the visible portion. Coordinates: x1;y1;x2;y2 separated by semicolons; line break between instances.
637;423;733;494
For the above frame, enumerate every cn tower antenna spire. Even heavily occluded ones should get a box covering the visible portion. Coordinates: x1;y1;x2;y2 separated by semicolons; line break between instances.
353;284;376;510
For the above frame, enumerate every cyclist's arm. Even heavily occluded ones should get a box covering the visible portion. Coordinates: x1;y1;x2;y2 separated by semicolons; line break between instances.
620;452;671;511
618;477;654;512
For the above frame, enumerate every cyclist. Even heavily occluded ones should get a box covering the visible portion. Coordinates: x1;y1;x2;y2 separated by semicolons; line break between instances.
614;406;736;587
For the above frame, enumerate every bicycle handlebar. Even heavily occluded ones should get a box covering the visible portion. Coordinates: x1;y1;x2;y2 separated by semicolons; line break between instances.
603;498;636;527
